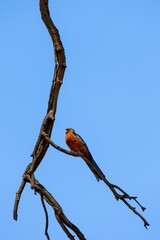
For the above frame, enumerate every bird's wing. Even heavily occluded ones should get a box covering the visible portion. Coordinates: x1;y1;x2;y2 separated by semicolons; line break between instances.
75;132;105;181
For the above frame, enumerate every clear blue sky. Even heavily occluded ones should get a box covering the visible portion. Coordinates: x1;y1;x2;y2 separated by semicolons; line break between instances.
1;0;160;239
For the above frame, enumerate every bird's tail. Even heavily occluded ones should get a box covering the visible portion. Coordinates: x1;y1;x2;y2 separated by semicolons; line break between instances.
88;154;105;181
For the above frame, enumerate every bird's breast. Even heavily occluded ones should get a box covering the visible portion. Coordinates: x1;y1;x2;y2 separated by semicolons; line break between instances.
66;135;80;152
66;133;90;158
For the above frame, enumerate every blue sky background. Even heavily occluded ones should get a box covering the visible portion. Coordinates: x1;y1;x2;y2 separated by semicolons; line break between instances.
1;0;160;239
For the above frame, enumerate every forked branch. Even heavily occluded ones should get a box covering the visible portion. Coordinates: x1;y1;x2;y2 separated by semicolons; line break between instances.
13;0;86;239
13;1;149;240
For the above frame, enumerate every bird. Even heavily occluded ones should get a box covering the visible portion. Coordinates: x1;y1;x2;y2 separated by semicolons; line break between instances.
65;128;105;181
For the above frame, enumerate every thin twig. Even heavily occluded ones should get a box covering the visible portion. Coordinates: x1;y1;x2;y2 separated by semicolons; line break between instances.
40;193;50;240
41;131;79;156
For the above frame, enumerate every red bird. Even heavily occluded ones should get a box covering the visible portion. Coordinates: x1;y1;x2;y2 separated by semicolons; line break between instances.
65;128;105;181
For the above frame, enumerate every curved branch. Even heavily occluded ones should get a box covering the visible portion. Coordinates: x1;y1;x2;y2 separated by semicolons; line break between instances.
13;1;149;240
13;179;26;220
42;135;149;228
29;0;66;173
13;1;86;239
41;131;79;156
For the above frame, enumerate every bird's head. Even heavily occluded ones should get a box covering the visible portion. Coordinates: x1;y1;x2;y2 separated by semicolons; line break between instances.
65;128;75;134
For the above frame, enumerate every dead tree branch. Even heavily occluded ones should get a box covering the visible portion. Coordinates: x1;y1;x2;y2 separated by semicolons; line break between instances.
42;134;149;228
13;1;149;240
13;1;86;239
40;194;50;240
26;172;86;240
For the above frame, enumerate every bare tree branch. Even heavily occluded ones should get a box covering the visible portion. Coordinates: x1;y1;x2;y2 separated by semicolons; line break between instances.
41;134;149;228
25;172;86;240
40;194;50;240
13;179;26;221
13;1;87;239
41;131;79;156
13;1;149;240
